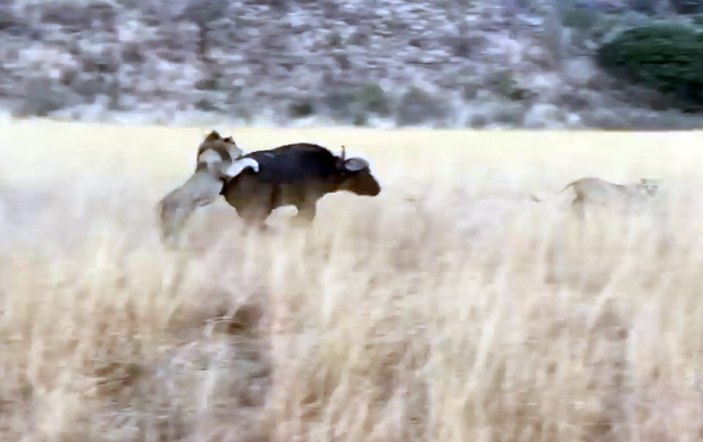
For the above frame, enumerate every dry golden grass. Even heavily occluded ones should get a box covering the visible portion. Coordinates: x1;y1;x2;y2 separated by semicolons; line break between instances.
1;121;703;441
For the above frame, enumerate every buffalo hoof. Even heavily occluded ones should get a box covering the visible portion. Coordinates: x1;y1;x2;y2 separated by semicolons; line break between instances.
240;221;271;235
288;220;314;230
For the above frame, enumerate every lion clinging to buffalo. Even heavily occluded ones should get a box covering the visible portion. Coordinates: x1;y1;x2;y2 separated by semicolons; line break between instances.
156;130;382;244
157;129;664;247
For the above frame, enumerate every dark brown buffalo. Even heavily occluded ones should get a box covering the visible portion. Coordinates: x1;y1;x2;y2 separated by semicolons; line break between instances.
220;143;381;225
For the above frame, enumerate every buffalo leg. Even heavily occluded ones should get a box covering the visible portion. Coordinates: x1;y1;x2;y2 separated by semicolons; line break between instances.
238;206;272;232
291;203;317;225
571;197;585;220
242;186;279;232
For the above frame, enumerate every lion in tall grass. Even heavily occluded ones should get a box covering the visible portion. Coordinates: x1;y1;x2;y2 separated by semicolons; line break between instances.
532;177;661;218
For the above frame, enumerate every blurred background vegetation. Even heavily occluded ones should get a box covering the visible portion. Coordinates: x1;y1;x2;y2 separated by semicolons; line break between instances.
1;0;701;129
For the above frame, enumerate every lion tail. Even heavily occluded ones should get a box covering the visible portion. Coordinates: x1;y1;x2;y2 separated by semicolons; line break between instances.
531;181;575;203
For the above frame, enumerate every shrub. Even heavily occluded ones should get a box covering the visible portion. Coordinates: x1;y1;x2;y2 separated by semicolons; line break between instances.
671;0;703;14
488;70;534;101
596;23;703;111
194;98;221;112
322;90;355;121
627;0;659;14
562;6;600;30
0;8;33;37
288;99;316;118
353;83;390;115
12;78;79;118
38;1;116;32
396;86;449;126
318;83;389;125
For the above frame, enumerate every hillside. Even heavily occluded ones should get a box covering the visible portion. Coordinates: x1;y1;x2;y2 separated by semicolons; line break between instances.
2;0;702;129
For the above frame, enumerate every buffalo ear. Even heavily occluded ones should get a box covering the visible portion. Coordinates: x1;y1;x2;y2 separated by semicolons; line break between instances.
344;158;369;172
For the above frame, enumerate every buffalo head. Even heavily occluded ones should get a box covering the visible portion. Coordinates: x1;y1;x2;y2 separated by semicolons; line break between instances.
335;146;381;196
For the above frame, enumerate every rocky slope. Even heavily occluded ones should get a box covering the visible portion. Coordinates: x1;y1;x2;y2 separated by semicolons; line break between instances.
0;0;701;128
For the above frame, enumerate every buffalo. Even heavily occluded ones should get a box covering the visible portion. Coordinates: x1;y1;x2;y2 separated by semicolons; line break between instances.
156;132;381;245
220;142;381;226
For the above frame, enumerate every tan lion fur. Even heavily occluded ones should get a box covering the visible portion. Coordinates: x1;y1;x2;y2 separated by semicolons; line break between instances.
157;130;258;245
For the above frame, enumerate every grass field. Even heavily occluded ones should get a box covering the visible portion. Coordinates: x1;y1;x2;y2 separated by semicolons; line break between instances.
1;120;703;441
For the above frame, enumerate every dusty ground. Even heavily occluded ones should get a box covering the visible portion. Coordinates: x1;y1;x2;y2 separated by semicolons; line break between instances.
1;121;703;441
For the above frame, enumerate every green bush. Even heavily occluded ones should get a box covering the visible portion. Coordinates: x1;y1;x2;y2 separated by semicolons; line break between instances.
396;86;449;126
596;23;703;111
353;83;390;115
288;99;315;118
488;70;534;101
